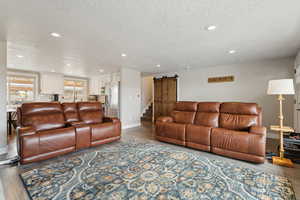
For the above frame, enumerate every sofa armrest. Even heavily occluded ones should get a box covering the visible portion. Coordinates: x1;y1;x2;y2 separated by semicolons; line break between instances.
67;121;86;126
156;116;173;123
249;126;267;136
18;126;36;137
103;117;120;123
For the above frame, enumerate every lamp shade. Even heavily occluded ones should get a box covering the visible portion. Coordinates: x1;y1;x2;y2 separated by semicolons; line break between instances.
267;79;295;95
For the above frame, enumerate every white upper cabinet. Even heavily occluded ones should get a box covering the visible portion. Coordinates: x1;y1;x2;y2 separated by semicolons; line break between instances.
89;73;120;95
40;72;64;94
89;76;101;95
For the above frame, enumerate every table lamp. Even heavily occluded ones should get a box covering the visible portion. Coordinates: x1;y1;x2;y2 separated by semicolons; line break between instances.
267;79;295;167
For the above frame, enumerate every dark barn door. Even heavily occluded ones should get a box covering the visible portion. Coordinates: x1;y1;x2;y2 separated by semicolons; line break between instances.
154;76;178;120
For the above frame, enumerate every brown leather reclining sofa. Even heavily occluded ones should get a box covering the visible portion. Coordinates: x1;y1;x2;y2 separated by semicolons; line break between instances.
17;102;121;164
156;102;266;163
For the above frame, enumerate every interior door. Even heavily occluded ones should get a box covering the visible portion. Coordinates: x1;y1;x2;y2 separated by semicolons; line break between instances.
294;82;300;133
154;76;178;120
166;77;177;115
294;66;300;133
154;78;162;120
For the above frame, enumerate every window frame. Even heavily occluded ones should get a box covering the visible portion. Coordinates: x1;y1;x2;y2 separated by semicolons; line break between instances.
7;69;39;104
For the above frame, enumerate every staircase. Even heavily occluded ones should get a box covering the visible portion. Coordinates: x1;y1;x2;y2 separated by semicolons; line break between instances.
141;103;153;121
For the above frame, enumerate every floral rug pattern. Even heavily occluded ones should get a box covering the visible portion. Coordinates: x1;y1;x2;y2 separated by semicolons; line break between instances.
20;143;295;200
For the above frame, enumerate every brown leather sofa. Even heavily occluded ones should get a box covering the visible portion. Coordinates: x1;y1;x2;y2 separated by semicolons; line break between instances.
17;102;121;164
156;102;266;163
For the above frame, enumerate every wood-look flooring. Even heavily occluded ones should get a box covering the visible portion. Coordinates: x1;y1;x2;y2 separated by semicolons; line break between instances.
0;122;299;200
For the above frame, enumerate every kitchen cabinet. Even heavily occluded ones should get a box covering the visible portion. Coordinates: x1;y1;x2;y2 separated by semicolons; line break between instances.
89;76;101;95
40;72;64;94
89;73;120;95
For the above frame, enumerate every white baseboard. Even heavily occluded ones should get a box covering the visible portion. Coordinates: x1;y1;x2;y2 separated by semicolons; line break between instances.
0;145;7;155
122;123;141;130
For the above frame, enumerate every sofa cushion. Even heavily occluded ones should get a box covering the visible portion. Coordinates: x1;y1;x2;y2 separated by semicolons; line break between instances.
38;127;76;154
174;101;198;111
171;101;197;124
171;111;196;124
90;122;118;141
62;103;79;122
21;102;62;115
156;122;186;143
219;102;259;131
186;124;211;151
78;102;103;124
21;102;65;131
194;102;220;127
211;128;265;157
220;102;259;115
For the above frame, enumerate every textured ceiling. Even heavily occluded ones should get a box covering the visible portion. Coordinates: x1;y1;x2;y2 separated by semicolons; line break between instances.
0;0;300;77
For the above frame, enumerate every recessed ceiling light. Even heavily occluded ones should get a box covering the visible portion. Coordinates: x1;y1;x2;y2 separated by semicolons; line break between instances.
99;69;104;73
66;63;71;67
51;69;56;72
156;64;161;68
229;50;236;54
206;25;217;31
16;55;24;58
121;53;127;57
51;32;61;37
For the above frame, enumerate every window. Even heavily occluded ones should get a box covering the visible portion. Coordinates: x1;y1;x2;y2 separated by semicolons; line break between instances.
63;78;88;102
7;73;37;104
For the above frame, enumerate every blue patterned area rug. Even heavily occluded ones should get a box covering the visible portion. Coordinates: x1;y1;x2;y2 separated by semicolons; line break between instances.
20;143;295;200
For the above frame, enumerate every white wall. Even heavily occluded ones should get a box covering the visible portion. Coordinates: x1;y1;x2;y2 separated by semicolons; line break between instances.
294;52;300;132
155;58;295;135
89;72;120;95
0;41;7;154
120;68;141;129
141;76;153;114
295;51;300;67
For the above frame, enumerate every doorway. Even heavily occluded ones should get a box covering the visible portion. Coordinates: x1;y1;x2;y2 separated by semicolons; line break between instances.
153;75;178;120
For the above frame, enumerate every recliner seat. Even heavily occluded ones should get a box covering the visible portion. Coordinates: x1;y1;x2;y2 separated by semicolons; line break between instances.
18;102;121;164
156;101;266;163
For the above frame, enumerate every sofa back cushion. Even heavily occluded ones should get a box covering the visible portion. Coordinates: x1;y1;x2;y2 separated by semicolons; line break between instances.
62;103;79;122
194;102;221;127
77;102;103;124
20;102;65;131
219;102;259;131
171;101;197;124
